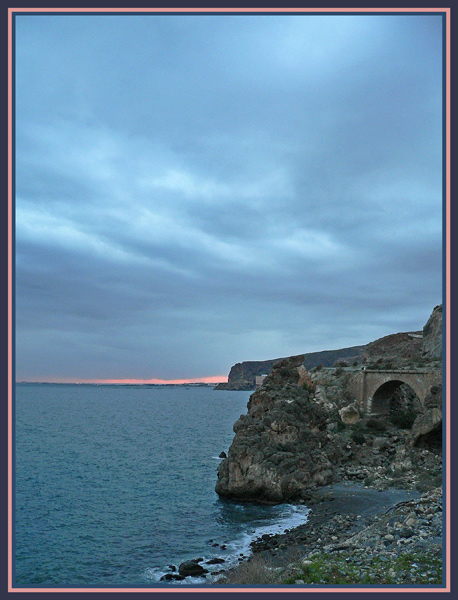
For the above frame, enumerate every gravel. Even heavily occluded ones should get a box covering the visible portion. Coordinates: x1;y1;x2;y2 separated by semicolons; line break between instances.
215;483;443;587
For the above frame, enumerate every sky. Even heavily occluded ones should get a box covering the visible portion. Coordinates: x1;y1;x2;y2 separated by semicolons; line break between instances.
14;11;444;383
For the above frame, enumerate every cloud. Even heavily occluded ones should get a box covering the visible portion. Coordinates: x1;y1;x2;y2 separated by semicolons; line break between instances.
14;13;443;381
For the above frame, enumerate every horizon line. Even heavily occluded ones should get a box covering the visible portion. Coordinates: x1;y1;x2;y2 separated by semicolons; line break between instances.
15;375;228;385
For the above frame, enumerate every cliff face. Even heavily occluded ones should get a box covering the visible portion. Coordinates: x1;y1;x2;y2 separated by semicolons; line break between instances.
215;307;443;504
422;305;442;358
358;304;443;366
215;346;366;390
217;306;443;392
215;355;343;503
361;331;423;367
214;358;282;391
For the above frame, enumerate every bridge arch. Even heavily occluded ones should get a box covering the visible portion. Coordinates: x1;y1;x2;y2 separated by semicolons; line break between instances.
370;379;423;415
343;369;442;417
369;380;423;427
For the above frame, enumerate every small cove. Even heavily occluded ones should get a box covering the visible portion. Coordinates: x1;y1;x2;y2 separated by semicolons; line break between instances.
14;383;310;587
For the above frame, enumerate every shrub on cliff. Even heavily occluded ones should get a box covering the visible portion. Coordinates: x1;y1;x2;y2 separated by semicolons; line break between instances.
351;430;366;445
216;356;339;502
280;366;290;379
366;418;388;432
336;361;349;368
391;410;417;430
302;381;315;393
215;553;279;585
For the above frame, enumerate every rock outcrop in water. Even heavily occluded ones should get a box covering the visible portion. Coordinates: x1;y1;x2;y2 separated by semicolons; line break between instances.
215;355;343;503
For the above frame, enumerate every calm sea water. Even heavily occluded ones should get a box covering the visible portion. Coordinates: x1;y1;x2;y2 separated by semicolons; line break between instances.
14;383;310;588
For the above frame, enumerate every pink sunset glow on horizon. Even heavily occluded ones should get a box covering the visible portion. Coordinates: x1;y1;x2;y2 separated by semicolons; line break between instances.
17;375;229;385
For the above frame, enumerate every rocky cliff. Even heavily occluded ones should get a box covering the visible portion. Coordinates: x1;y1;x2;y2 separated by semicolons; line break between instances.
215;346;366;390
216;306;443;391
422;305;443;358
214;358;282;391
215;355;342;503
215;307;443;504
361;331;423;367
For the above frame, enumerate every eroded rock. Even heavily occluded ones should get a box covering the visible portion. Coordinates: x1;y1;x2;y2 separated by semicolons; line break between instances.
410;407;442;448
215;307;442;503
216;356;343;503
422;305;442;359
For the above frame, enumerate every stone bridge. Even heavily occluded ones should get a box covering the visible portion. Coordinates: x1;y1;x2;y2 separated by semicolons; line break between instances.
344;369;443;416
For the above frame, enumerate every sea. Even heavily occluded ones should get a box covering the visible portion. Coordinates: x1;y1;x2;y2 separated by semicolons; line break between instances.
14;383;310;588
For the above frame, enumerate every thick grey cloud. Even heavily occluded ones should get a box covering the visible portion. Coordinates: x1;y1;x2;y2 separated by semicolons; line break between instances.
15;13;443;381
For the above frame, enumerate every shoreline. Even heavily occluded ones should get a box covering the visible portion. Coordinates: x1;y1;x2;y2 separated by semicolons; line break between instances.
213;482;443;586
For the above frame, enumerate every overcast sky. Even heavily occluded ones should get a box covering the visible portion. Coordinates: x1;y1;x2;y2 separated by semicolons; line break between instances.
15;12;443;383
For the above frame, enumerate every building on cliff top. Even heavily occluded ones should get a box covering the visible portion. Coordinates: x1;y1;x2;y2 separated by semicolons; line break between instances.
255;375;267;388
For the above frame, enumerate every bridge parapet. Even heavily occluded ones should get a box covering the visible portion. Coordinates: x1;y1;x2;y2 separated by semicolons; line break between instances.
342;368;442;415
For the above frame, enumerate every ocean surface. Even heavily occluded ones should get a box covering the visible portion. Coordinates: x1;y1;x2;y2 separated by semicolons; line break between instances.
14;383;310;588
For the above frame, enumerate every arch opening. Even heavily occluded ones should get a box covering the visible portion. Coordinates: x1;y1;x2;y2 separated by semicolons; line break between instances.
371;380;422;429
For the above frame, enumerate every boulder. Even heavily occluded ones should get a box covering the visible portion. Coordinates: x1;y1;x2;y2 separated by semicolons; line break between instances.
392;447;413;474
160;573;185;581
178;560;206;577
410;408;442;448
206;557;225;565
372;437;390;452
339;403;361;425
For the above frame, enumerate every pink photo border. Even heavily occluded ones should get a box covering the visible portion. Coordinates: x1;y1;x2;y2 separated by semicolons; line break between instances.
7;6;451;594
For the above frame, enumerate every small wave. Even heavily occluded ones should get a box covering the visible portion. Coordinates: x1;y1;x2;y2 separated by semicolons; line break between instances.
143;566;169;583
224;504;310;562
142;564;223;586
151;503;310;585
